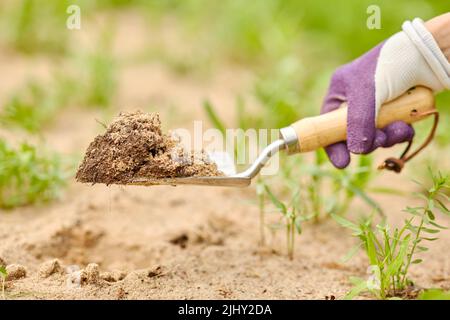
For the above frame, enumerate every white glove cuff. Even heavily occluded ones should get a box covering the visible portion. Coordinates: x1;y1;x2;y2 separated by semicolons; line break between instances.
402;18;450;89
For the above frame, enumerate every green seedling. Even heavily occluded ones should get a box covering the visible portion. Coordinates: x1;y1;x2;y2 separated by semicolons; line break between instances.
0;266;6;299
0;139;67;209
334;170;449;300
264;183;310;260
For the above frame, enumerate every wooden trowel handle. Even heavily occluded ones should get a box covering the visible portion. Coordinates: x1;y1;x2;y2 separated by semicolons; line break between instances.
284;86;435;153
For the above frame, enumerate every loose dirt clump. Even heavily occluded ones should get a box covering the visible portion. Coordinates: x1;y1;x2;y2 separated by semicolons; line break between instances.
38;259;64;278
83;263;101;285
100;270;127;283
5;264;27;281
169;233;189;249
76;111;222;185
66;263;104;286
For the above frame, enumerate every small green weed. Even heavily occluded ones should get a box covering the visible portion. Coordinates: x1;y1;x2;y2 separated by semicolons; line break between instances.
334;170;449;299
0;139;67;209
263;182;311;260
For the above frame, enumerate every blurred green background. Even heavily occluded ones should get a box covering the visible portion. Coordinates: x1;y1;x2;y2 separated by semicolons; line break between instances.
0;0;448;208
0;0;448;123
8;2;450;127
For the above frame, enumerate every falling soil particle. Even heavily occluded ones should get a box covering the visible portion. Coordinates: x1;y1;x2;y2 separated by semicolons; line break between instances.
76;111;222;185
0;257;6;268
5;264;27;281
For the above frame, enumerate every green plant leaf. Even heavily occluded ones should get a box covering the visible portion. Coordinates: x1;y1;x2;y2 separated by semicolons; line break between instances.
369;187;405;196
346;184;383;216
366;230;379;266
344;277;368;300
341;243;362;263
331;214;361;234
421;227;440;234
426;209;435;221
421;237;439;241
203;100;227;135
264;185;287;214
404;207;422;216
416;246;429;252
294;216;302;234
0;266;7;278
436;199;450;215
386;235;410;278
428;220;448;230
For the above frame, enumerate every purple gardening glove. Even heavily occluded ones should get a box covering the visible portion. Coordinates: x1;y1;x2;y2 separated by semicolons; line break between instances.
321;18;450;169
320;43;414;168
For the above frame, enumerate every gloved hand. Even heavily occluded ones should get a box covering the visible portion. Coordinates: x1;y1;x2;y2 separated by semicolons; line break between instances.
322;16;450;169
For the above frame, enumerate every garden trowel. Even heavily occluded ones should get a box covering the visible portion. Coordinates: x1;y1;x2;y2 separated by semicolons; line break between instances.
130;86;437;187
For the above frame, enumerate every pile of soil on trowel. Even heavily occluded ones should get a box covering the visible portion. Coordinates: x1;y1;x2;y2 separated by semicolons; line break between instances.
76;111;222;185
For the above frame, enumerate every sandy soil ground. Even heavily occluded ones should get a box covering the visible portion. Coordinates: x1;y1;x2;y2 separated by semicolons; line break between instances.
1;176;449;300
0;12;449;300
